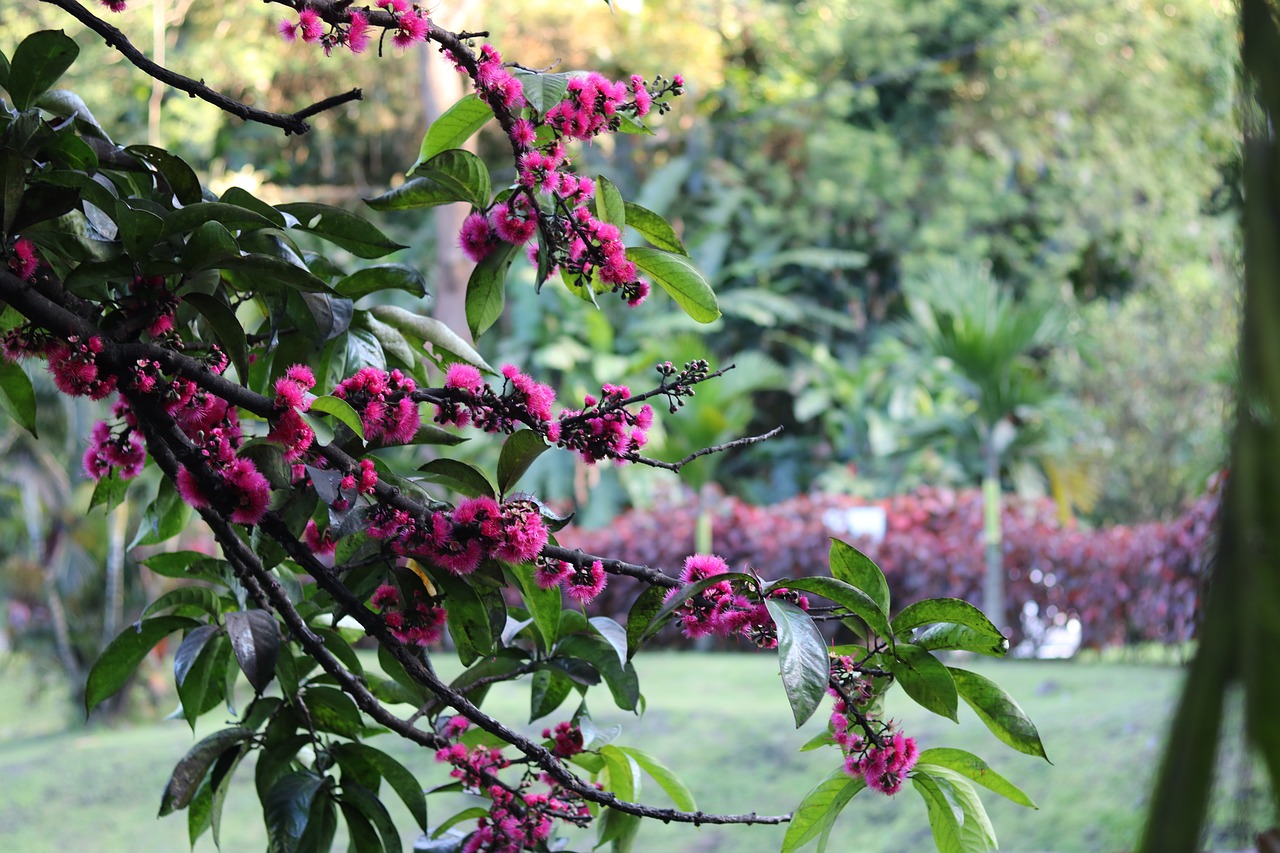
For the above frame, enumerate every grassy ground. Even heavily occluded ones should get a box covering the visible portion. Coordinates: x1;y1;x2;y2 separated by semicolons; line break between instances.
0;651;1271;853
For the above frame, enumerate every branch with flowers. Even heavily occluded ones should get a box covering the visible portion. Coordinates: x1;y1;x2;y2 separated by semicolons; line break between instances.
0;6;1048;852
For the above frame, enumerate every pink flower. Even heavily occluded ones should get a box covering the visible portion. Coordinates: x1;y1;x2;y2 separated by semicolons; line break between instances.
445;363;484;393
681;553;729;583
393;10;430;48
225;458;271;525
100;0;126;11
346;10;370;53
175;467;210;510
490;202;537;246
298;8;324;43
458;212;498;262
509;118;536;147
534;559;572;590
9;239;39;281
565;560;606;603
303;520;337;556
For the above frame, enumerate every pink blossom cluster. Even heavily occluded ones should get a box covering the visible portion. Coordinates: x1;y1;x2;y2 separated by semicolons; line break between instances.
278;1;429;55
662;554;810;649
302;519;337;557
99;0;126;11
544;72;653;141
6;238;39;281
332;366;420;444
369;582;447;646
556;383;654;465
82;420;146;480
367;496;549;575
0;324;116;400
542;721;585;758
471;43;525;112
434;717;591;853
534;557;607;603
267;364;318;461
828;657;919;795
121;275;181;338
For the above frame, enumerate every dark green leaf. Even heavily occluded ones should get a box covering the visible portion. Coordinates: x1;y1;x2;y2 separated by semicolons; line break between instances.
916;748;1037;808
208;741;249;848
496;429;548;496
188;775;213;847
893;598;1004;646
828;538;890;616
370;305;492;373
466;241;517;339
142;587;223;619
219;186;286;227
530;667;573;722
8;30;79;111
510;69;573;115
781;768;865;853
276;202;406;259
116;203;164;259
89;470;129;513
163;202;275;238
912;772;967;853
615;746;696;811
505;564;560;652
892;643;958;722
2;150;27;234
131;477;193;548
396;149;491;209
416;458;495;499
300;292;354;342
341;782;402;853
625;584;666;658
335;264;428;300
224;254;332;293
622;201;688;255
765;599;830;728
177;633;233;729
330;743;427;832
597;746;642;848
181;220;240;271
430;806;488;840
304;685;364;738
239;440;293;490
595;175;626;229
949;667;1049;760
159;727;253;816
588;616;628;668
626;246;719;323
915;623;1010;658
296;785;339;853
557;635;640;711
225;610;280;695
431;571;494;665
183;291;250;383
126;145;202;206
85;616;198;714
778;576;893;646
39;132;98;171
376;644;429;703
309;395;366;441
264;771;326;853
338;802;383;853
0;359;37;436
412;94;493;168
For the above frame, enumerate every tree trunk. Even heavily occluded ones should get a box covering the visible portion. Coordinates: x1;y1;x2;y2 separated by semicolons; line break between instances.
102;500;128;645
981;434;1006;636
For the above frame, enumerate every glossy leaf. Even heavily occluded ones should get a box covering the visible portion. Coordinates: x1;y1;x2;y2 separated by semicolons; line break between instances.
177;631;233;729
308;395;366;441
162;202;274;238
893;598;1004;644
431;571;494;665
331;743;428;832
556;634;640;711
779;576;893;646
496;429;548;495
623;201;688;255
264;770;326;853
8;30;78;111
304;685;364;738
781;768;865;853
828;538;890;616
338;802;382;853
892;643;959;722
142;587;223;619
85;616;198;714
125;145;202;205
624;584;666;659
949;667;1049;760
219;186;286;227
530;667;573;721
595;175;626;229
597;746;642;847
88;471;128;513
915;623;1010;658
183;291;250;383
277;202;406;259
506;564;560;652
131;478;193;548
912;772;967;853
511;69;573;115
0;359;37;436
588;616;629;669
158;727;253;816
399;149;492;208
413;94;493;168
224;610;280;695
335;264;428;300
766;599;830;728
626;246;719;323
417;458;495;499
181;220;240;271
615;746;697;811
916;748;1037;808
370;305;493;373
466;241;518;339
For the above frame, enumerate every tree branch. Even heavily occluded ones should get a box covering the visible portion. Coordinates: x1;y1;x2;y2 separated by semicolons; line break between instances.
39;0;361;135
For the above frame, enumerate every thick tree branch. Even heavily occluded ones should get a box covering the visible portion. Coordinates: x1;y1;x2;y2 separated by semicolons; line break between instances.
39;0;360;135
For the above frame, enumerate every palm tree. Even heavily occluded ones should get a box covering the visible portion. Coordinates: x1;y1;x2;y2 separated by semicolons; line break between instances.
887;261;1070;632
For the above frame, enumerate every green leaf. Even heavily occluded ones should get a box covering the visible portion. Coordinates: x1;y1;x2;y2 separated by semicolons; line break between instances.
417;458;495;498
208;741;249;848
626;246;719;323
85;616;198;714
159;727;253;816
308;395;366;441
893;598;1005;646
778;576;893;647
916;748;1037;808
529;667;573;722
506;564;561;652
224;610;280;695
89;471;129;513
142;587;223;619
496;429;548;496
781;768;865;853
595;175;626;229
177;632;233;729
412;94;493;168
615;746;696;811
116;204;165;259
183;291;250;383
0;49;10;91
912;772;967;853
466;241;517;339
0;359;37;436
276;202;406;259
131;477;193;548
431;806;488;840
510;69;573;115
624;584;666;659
264;771;326;853
391;149;491;209
622;201;688;255
163;202;275;238
949;667;1049;760
335;264;428;300
828;538;890;616
182;220;240;271
799;730;838;753
556;635;640;711
125;145;202;206
765;599;830;728
338;802;383;853
304;685;365;738
331;743;428;832
219;186;286;227
892;643;958;722
589;616;629;669
597;746;642;847
340;783;402;853
8;30;79;111
919;767;998;852
915;623;1010;658
431;572;493;666
370;305;493;373
225;254;333;294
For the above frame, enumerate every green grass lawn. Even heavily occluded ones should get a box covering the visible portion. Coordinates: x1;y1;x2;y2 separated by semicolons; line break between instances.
0;652;1270;853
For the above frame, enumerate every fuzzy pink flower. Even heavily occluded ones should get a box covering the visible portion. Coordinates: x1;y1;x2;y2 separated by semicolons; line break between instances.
565;560;606;603
225;458;271;525
490;201;537;246
534;559;572;590
298;8;324;42
100;0;127;11
9;239;39;281
393;10;430;48
458;212;498;262
303;520;338;556
347;10;371;53
445;362;484;393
